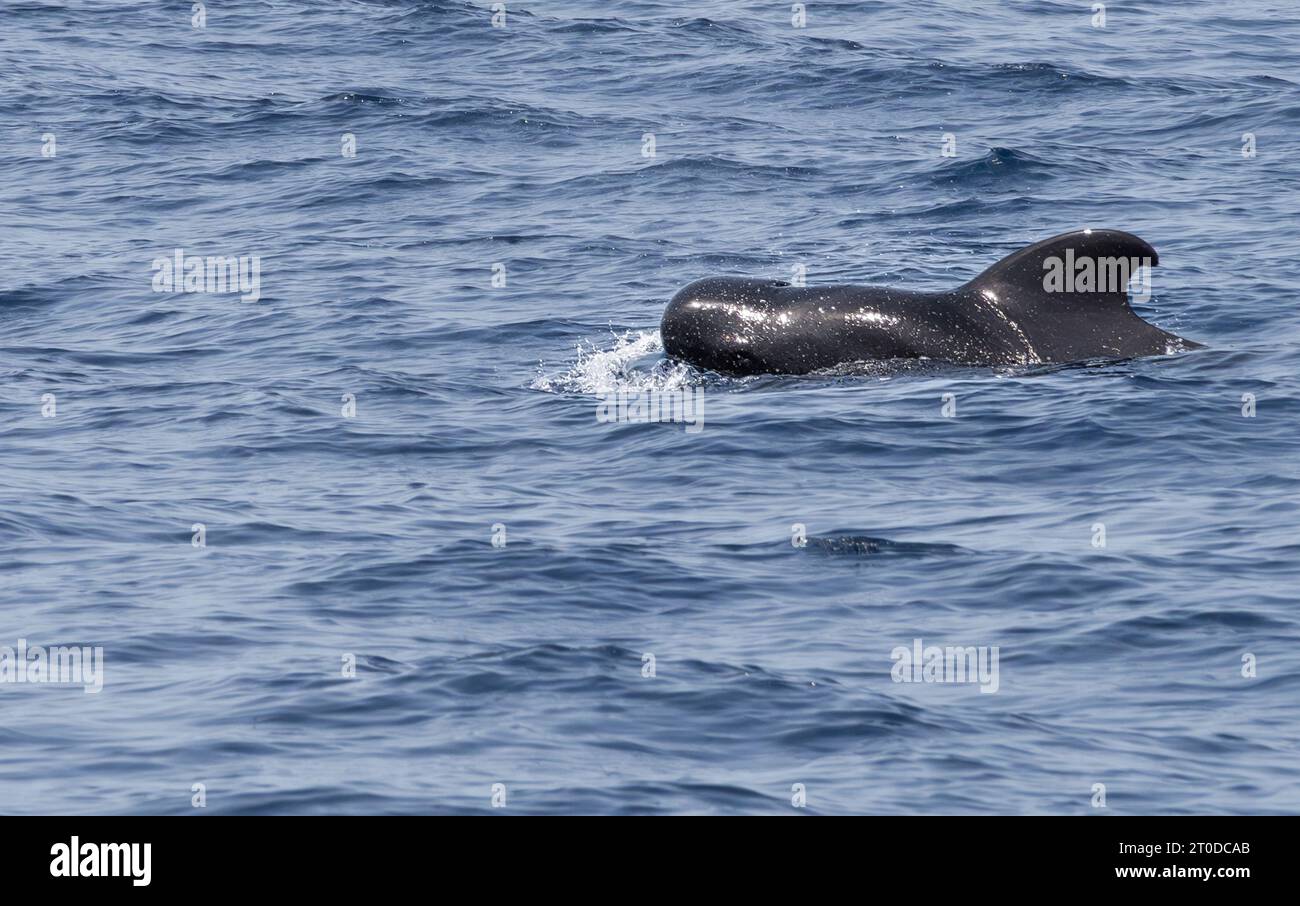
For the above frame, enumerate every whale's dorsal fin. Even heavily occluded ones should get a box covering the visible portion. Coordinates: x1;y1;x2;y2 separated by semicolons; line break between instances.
961;229;1184;360
966;229;1158;307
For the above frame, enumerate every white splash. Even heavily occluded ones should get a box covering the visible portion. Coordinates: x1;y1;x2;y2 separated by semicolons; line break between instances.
531;329;697;395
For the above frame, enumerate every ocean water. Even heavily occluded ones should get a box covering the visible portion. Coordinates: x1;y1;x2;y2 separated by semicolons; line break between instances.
2;0;1299;815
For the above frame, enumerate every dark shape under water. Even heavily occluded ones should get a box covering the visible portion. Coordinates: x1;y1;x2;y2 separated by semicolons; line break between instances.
661;229;1201;375
803;535;970;558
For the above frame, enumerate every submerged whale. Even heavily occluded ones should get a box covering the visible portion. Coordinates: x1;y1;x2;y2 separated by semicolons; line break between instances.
660;229;1199;375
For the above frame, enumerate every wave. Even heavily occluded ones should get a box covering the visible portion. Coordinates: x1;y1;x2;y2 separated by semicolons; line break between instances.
928;147;1056;187
530;329;699;394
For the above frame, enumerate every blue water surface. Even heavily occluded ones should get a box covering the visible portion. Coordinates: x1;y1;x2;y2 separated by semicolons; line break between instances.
2;0;1300;814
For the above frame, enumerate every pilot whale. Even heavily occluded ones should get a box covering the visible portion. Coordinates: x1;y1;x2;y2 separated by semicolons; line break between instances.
660;229;1199;375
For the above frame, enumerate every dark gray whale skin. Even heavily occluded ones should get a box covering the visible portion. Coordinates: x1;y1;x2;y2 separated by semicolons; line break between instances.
661;229;1199;375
